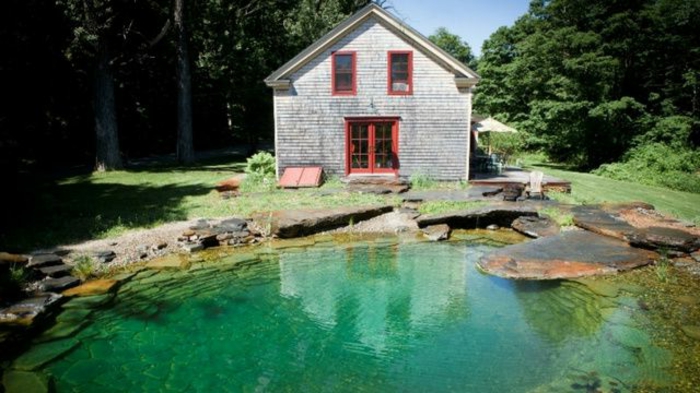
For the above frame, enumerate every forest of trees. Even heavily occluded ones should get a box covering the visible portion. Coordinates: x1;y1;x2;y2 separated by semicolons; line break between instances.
476;0;700;191
1;0;698;190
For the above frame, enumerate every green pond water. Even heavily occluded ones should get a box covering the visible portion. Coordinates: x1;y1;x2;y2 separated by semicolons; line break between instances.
12;237;679;392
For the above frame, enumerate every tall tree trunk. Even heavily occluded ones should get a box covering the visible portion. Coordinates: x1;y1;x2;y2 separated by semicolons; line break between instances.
174;0;194;164
93;44;123;171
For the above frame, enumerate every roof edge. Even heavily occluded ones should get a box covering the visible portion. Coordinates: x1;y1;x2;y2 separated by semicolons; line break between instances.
265;3;479;86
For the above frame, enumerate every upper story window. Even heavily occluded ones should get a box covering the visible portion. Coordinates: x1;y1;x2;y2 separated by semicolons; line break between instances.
332;51;356;95
388;51;412;95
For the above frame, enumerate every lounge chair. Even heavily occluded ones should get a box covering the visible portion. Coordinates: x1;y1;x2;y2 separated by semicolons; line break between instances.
525;170;544;199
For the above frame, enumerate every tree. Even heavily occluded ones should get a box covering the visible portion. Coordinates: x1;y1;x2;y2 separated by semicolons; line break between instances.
428;27;476;70
59;0;124;171
174;0;194;164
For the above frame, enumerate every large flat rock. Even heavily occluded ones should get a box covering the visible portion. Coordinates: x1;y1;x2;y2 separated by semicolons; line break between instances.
477;231;658;280
572;204;700;252
252;205;394;238
416;203;537;229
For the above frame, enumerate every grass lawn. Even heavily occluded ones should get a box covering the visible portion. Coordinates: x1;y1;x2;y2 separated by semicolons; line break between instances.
3;153;698;253
531;164;700;224
2;155;396;252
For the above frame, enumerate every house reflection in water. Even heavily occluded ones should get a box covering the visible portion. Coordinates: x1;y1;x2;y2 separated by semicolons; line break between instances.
278;241;469;354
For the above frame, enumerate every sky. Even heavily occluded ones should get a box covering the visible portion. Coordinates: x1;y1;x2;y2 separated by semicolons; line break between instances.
386;0;531;55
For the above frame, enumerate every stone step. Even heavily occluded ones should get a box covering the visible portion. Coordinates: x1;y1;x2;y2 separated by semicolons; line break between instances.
36;264;73;278
38;276;80;293
27;254;62;268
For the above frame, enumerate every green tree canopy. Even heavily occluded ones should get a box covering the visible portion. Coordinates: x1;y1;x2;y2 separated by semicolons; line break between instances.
428;27;476;70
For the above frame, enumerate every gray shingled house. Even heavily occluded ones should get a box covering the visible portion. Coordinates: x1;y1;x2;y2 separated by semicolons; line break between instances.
264;3;479;181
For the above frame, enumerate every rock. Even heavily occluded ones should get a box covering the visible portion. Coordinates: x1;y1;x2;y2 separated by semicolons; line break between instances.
37;264;73;278
27;253;62;268
0;294;63;326
218;217;248;232
11;339;80;371
572;204;700;252
397;207;420;219
34;320;88;343
252;205;394;238
62;279;119;297
422;224;451;241
627;226;700;253
147;254;191;269
0;252;29;265
189;219;213;231
681;325;700;341
2;370;53;393
486;224;499;230
62;294;114;309
692;251;700;263
346;177;409;194
416;202;538;229
93;250;116;263
182;229;196;237
502;184;524;202
512;216;560;238
152;242;168;250
39;276;80;292
477;231;658;280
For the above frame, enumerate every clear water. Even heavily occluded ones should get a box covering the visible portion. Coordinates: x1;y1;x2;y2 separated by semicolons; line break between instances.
25;238;675;392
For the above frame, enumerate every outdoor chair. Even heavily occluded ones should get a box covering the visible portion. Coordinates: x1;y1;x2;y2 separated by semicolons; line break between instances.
525;170;544;199
487;154;503;174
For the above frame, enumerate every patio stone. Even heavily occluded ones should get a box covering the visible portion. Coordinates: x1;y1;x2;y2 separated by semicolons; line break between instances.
477;230;658;280
38;276;81;292
27;253;62;268
37;264;73;278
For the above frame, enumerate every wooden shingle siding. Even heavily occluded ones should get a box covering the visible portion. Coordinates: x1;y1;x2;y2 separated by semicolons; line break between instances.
273;18;471;180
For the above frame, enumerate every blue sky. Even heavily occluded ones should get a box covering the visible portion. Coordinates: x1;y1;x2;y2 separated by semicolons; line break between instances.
387;0;531;55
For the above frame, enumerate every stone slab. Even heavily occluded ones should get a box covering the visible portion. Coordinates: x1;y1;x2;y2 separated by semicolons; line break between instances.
11;339;79;371
146;254;191;269
37;264;73;278
38;276;81;292
477;231;658;280
572;205;700;252
62;279;119;297
27;254;62;268
0;252;29;265
253;205;394;238
416;203;538;229
2;370;53;393
0;294;64;326
401;187;503;203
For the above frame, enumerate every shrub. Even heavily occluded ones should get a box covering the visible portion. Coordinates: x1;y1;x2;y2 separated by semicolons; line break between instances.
72;255;97;280
593;143;700;193
0;264;32;300
241;152;276;192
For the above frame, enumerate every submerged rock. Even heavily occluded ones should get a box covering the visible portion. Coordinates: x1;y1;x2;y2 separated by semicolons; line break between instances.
62;279;119;297
2;370;53;393
477;231;658;280
11;339;79;371
681;325;700;341
422;224;451;241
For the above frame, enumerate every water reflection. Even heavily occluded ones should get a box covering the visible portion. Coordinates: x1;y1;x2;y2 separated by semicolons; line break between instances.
279;241;469;353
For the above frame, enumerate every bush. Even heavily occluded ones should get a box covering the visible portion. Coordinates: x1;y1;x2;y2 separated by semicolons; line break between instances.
0;264;31;300
593;143;700;193
72;255;97;280
409;171;437;190
241;152;276;192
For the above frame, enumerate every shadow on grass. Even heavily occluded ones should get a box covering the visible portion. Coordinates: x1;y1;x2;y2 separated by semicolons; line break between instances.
1;180;214;252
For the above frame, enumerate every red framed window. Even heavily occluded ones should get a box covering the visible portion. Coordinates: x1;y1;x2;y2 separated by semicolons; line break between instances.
332;51;356;95
388;51;412;95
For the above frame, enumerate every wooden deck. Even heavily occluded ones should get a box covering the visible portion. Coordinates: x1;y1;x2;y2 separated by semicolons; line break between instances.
469;167;572;192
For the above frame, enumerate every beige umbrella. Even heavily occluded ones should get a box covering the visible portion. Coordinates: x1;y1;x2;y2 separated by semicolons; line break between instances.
472;117;517;154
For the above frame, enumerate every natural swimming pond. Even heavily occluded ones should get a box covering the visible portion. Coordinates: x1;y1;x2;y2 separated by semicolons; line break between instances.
8;234;697;392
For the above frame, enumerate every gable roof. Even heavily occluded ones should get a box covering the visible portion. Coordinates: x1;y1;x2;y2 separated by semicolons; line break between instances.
264;3;480;87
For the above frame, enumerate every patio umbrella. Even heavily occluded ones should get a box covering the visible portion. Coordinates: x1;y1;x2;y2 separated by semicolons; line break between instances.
472;117;517;154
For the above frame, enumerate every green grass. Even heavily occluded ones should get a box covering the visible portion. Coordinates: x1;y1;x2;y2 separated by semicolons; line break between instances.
531;164;700;224
2;155;396;252
418;201;487;215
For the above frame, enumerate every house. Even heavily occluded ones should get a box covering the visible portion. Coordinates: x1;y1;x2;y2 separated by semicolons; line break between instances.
264;3;479;181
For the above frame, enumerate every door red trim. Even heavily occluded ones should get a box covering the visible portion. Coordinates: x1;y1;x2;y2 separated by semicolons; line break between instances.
345;118;399;175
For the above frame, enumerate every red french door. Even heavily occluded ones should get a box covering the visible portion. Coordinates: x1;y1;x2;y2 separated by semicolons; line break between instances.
346;119;398;174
